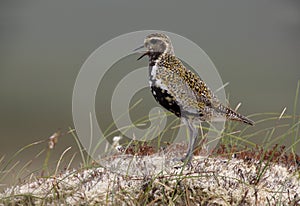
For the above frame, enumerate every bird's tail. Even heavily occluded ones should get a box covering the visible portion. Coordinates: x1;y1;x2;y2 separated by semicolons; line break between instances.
216;104;254;126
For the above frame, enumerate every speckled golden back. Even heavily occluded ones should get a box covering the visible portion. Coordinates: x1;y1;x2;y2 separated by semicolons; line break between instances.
155;53;222;120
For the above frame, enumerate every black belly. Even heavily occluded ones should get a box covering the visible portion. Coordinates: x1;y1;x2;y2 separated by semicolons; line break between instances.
151;86;204;119
151;86;181;118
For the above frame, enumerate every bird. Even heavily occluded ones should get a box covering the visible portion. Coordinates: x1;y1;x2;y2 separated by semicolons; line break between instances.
135;33;254;163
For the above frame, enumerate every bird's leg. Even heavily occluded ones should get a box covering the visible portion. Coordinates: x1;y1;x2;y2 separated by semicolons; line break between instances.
197;122;206;152
181;118;198;164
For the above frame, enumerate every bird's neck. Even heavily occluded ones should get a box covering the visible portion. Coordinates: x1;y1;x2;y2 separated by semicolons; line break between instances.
148;52;164;87
148;51;163;66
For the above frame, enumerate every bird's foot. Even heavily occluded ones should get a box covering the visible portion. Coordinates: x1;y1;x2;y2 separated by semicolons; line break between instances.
172;156;192;169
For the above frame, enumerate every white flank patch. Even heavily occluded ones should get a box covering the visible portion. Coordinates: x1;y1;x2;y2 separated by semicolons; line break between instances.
149;65;168;91
150;65;159;78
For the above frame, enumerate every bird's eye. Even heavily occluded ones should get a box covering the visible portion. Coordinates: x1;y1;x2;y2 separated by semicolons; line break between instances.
150;39;158;44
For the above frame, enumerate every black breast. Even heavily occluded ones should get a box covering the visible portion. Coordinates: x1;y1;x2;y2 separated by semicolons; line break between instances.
151;86;181;118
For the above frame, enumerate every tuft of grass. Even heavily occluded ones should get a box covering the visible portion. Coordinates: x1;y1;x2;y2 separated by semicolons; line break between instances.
0;82;300;205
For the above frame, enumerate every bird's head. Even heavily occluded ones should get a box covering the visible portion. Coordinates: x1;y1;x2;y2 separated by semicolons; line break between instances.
135;33;174;60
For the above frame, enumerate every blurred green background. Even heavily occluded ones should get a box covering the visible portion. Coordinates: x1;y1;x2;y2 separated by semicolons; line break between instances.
0;1;299;186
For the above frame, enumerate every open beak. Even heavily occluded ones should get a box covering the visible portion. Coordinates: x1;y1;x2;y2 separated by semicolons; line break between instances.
133;44;149;60
137;51;149;60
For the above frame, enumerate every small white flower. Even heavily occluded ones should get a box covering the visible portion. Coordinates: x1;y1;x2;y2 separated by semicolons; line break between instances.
113;136;122;143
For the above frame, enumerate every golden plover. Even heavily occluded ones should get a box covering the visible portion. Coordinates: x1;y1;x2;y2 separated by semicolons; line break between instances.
135;33;254;163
